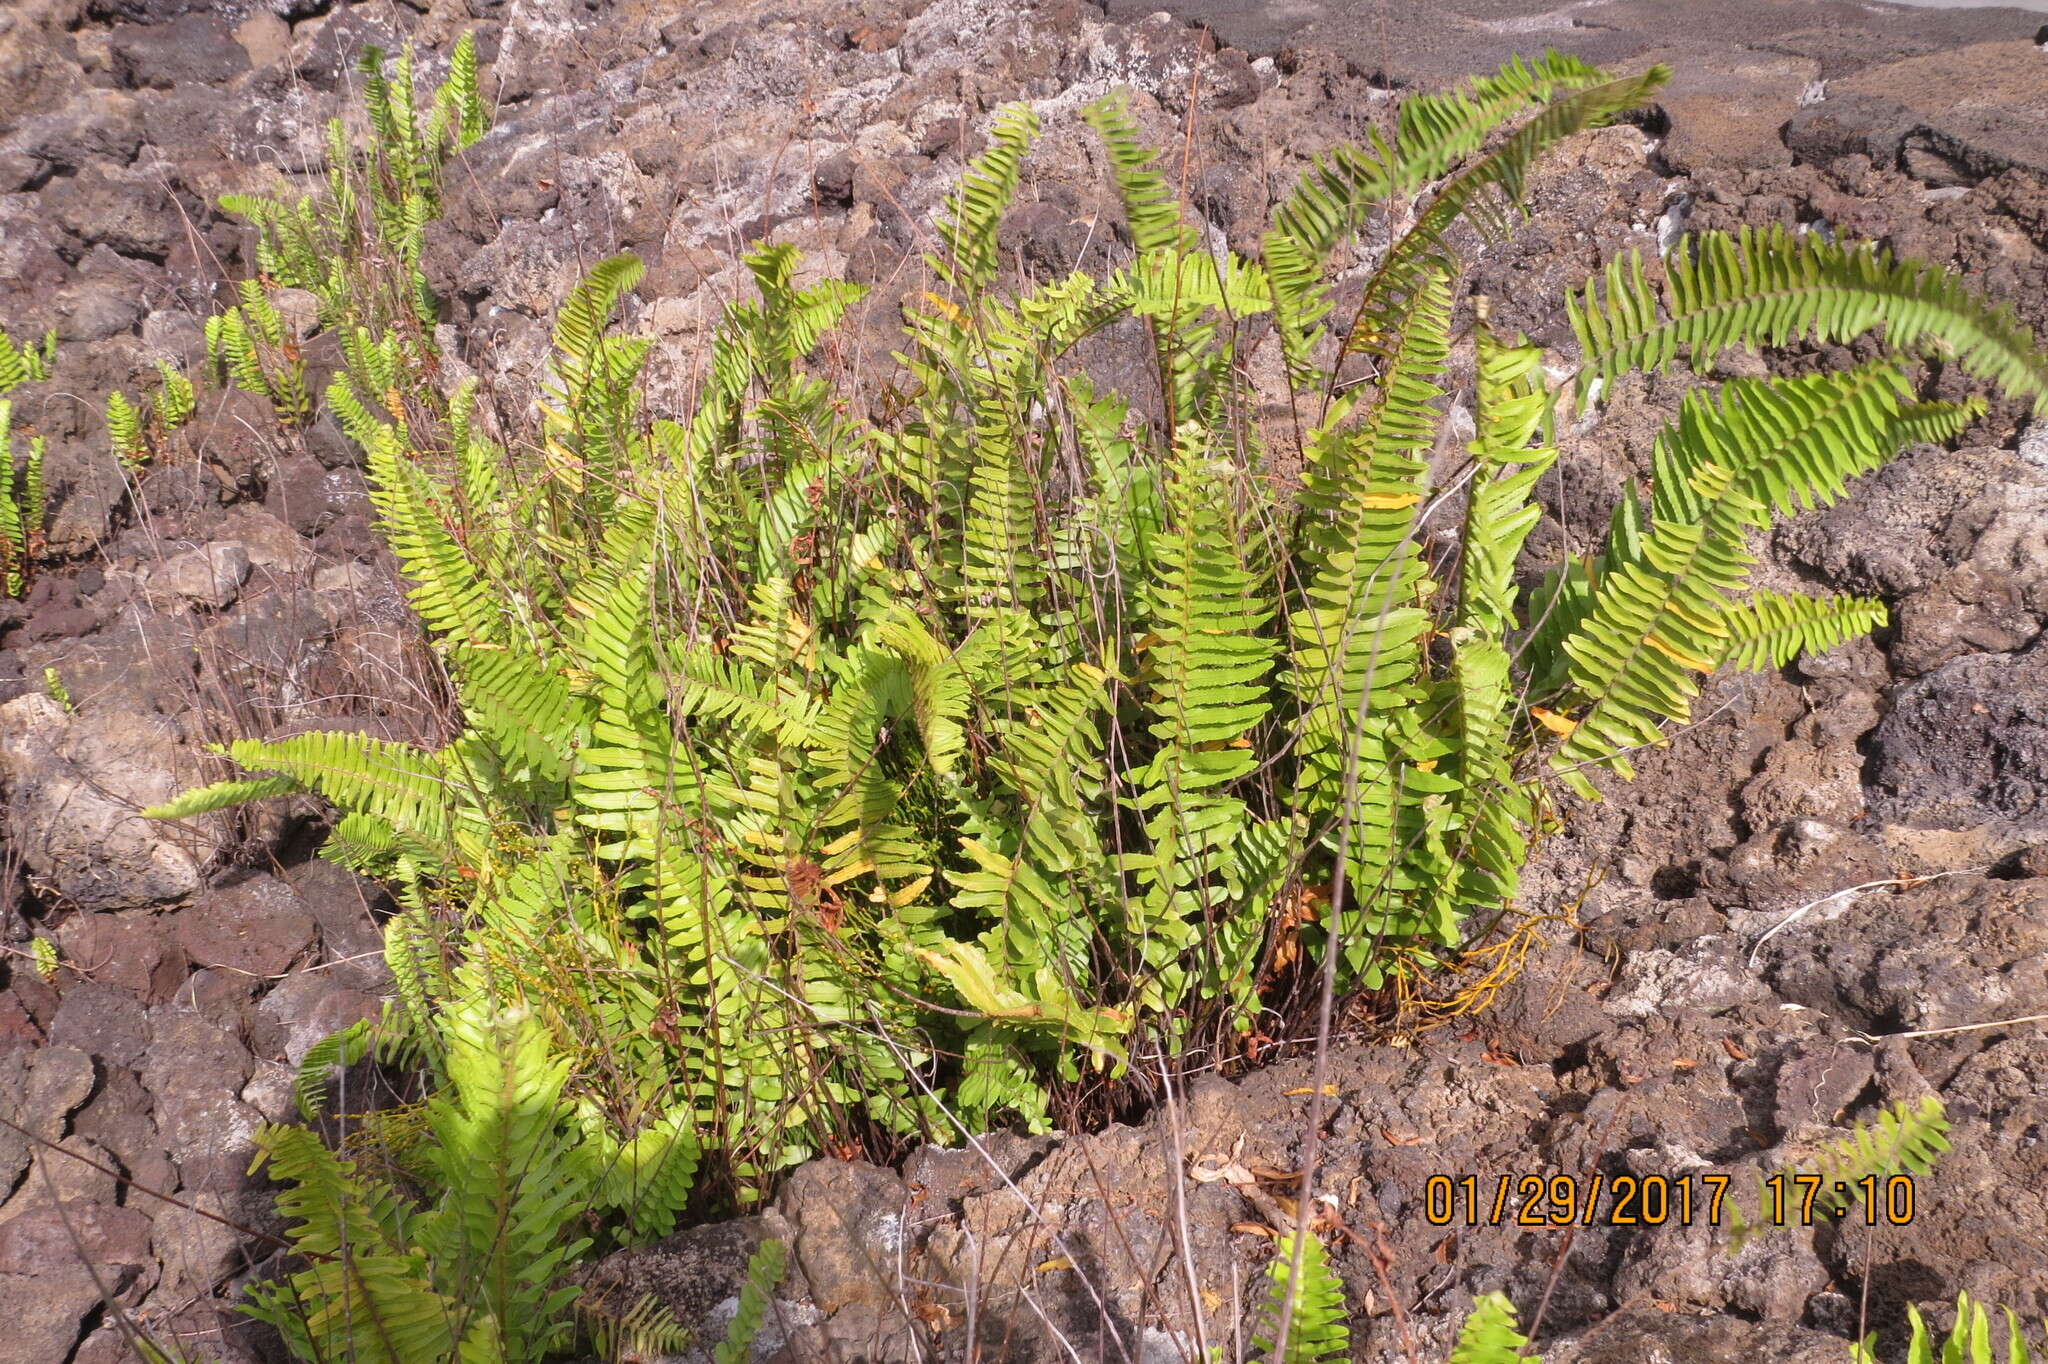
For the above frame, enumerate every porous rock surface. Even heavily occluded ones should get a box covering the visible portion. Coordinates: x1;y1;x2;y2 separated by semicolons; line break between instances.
0;0;2044;1360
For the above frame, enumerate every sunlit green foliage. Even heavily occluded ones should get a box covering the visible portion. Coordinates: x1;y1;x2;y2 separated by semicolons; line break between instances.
132;42;2048;1358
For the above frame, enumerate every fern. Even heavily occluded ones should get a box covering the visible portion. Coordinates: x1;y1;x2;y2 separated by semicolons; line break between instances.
1449;1293;1537;1364
579;1292;691;1364
1854;1294;2043;1364
106;390;146;467
1546;363;1967;791
711;1239;786;1364
155;359;196;429
1729;1095;1950;1252
1252;1229;1350;1364
0;400;45;597
0;327;54;395
1082;92;1197;257
1719;589;1886;670
1572;224;2048;412
243;1123;466;1364
930;103;1039;295
294;1016;378;1120
141;51;2045;1333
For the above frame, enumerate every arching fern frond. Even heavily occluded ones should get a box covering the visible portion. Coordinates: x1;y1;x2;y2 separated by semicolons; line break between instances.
550;253;646;405
1555;362;1930;788
363;423;505;649
142;771;303;820
1082;91;1197;257
930;103;1039;296
1343;67;1668;363
243;1124;462;1364
1729;1095;1949;1252
1719;589;1886;671
1571;224;2048;411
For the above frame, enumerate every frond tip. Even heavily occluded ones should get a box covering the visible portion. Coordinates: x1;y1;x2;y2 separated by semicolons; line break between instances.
1448;1293;1533;1364
1572;224;2048;412
1252;1230;1350;1364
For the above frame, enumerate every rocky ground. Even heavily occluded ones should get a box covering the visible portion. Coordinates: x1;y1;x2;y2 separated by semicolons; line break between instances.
0;0;2044;1361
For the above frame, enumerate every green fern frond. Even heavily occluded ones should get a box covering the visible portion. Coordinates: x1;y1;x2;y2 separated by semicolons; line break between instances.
432;32;489;153
106;390;146;465
1729;1096;1950;1252
0;328;55;395
154;360;196;429
1252;1229;1350;1364
415;1001;591;1362
1448;1293;1536;1364
580;1292;691;1364
363;424;506;648
713;1239;786;1364
141;772;304;820
548;253;647;409
1718;589;1885;671
1853;1294;2040;1364
295;1017;379;1120
1555;362;1928;787
1082;91;1197;257
243;1123;461;1364
1572;224;2048;412
1345;67;1668;365
930;103;1039;296
213;728;462;850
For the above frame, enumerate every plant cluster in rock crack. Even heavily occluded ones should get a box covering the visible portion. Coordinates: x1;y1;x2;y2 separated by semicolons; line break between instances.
75;28;2048;1364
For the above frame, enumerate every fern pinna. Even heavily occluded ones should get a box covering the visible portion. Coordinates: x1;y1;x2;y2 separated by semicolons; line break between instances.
151;49;2047;1245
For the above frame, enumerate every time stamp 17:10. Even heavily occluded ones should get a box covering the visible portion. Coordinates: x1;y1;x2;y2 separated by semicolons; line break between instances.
1423;1172;1919;1228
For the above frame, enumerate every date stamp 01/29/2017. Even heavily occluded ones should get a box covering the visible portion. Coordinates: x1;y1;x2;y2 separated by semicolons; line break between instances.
1422;1171;1921;1229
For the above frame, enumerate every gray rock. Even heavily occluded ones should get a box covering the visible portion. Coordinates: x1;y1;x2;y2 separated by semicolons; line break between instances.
41;162;177;260
0;0;87;144
0;1266;105;1364
0;694;204;910
0;1200;155;1276
231;11;288;70
109;13;251;88
12;88;144;169
774;1159;910;1315
18;610;200;718
52;277;145;341
1871;640;2048;835
0;1046;95;1194
196;589;335;718
150;1191;245;1300
577;1215;780;1350
70;1065;175;1206
283;856;393;992
1830;42;2048;184
175;873;318;978
249;969;379;1066
149;542;252;610
46;980;150;1066
35;434;130;556
1759;875;2048;1035
264;452;369;538
142;1009;261;1191
1548;1307;1850;1364
0;1134;121;1211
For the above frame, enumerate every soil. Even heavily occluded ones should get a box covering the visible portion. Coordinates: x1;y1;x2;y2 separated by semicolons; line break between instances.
0;0;2044;1361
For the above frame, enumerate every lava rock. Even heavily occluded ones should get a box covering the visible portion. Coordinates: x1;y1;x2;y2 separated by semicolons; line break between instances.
148;542;253;610
0;695;204;910
108;13;250;88
1871;640;2048;835
175;873;318;978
